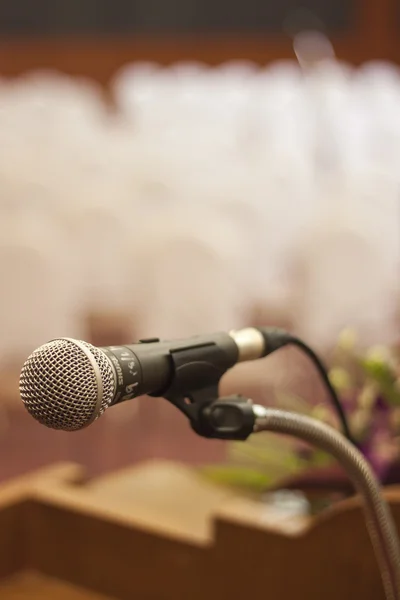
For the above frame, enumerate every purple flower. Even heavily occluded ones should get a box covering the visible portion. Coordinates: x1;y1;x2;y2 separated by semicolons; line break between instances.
358;396;397;480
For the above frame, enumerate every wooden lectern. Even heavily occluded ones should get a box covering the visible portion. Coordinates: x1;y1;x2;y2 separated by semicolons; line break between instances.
0;460;398;600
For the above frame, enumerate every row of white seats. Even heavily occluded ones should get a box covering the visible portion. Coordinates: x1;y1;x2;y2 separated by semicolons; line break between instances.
0;60;399;366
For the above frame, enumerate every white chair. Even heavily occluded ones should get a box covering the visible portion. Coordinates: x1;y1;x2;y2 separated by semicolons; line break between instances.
0;213;83;365
292;221;399;350
126;214;247;339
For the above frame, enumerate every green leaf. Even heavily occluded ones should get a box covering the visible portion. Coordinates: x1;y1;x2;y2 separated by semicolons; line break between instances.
228;435;302;472
328;367;352;392
308;450;335;468
360;357;400;405
199;465;282;493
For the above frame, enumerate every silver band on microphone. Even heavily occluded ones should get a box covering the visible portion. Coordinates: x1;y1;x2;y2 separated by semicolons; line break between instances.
229;328;266;362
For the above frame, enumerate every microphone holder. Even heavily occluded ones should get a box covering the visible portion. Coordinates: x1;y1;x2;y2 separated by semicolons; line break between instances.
175;394;400;600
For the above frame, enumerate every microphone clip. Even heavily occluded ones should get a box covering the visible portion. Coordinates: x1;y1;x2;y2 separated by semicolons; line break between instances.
161;341;255;440
166;384;255;440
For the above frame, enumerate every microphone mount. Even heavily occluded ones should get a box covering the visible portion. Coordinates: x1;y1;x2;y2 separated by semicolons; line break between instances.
160;339;255;440
153;327;355;444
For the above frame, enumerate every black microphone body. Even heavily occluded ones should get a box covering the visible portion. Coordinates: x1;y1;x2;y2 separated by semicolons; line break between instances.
101;331;240;406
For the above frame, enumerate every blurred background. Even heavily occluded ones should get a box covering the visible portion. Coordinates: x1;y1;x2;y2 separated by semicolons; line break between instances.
0;0;399;484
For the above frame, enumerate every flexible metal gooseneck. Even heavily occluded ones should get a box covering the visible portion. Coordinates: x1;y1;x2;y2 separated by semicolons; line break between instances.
252;405;400;600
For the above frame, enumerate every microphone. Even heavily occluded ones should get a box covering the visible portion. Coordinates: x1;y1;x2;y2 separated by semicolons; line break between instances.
19;328;286;432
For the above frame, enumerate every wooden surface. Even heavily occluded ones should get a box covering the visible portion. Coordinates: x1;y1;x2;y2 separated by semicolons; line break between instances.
0;460;398;599
0;35;388;87
0;571;115;600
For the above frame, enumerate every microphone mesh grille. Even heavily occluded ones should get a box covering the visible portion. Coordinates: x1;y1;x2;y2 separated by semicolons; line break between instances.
19;339;116;431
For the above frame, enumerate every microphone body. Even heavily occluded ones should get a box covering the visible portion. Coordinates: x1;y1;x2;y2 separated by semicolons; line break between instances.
101;332;238;405
20;328;273;431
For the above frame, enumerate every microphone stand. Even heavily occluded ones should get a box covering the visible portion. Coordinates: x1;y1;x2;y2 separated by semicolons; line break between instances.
143;328;398;597
252;405;400;600
182;396;400;600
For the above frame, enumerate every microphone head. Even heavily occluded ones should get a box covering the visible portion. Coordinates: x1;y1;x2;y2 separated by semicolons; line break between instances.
19;338;116;431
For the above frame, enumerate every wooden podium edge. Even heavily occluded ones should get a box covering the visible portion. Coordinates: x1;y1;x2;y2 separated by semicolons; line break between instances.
0;462;399;600
1;461;400;542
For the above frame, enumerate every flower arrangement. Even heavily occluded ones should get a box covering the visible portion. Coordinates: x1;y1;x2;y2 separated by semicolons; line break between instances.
201;330;400;499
